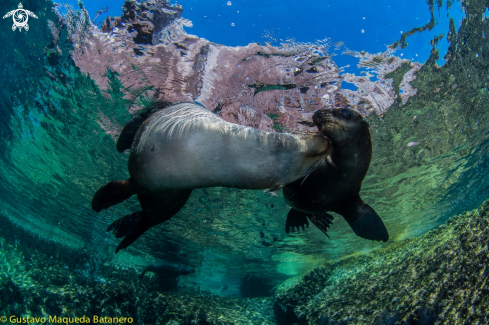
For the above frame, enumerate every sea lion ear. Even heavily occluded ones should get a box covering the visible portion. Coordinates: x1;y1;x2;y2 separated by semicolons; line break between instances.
346;203;389;242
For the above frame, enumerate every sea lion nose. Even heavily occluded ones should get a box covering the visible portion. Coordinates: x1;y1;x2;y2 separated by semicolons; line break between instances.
313;109;331;124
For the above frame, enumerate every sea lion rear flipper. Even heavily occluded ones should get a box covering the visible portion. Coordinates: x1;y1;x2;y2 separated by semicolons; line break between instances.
285;209;309;234
92;179;136;212
308;212;334;239
107;211;142;238
345;203;389;242
107;211;151;253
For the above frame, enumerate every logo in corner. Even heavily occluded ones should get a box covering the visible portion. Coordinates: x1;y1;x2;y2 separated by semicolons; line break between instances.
3;3;38;32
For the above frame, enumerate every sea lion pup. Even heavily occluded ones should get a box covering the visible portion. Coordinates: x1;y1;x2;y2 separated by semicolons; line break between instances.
138;261;195;279
92;101;330;253
283;108;389;242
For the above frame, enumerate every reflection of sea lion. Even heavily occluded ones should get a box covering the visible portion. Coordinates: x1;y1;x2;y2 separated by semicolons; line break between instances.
93;102;330;253
138;261;195;279
283;108;389;242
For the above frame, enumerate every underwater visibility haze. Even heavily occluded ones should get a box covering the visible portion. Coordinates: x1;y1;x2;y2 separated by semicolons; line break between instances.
1;0;489;323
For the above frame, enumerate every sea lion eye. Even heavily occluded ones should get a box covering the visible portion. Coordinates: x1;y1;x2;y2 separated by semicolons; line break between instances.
340;109;350;118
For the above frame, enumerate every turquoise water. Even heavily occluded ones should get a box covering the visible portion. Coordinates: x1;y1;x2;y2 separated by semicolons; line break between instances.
1;0;489;323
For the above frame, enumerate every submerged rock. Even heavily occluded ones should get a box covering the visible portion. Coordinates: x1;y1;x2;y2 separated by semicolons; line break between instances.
0;214;276;324
101;0;184;45
274;200;489;324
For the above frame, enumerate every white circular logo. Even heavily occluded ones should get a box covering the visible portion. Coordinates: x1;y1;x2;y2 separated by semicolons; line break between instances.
3;3;38;32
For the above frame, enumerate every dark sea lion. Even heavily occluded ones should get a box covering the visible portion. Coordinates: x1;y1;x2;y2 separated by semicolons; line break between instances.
138;261;195;279
283;108;389;242
93;101;330;253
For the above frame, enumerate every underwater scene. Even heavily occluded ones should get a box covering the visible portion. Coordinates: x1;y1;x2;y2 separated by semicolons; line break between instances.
1;0;489;323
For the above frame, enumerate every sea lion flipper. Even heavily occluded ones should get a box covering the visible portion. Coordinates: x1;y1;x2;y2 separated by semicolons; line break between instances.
345;204;389;242
106;211;151;253
92;179;136;212
107;211;143;238
285;209;309;234
308;213;334;239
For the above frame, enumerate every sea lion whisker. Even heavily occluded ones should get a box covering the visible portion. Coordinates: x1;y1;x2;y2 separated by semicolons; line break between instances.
300;171;312;186
301;157;326;186
326;156;339;170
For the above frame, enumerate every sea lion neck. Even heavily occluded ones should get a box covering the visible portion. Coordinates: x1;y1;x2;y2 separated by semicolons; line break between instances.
331;123;372;160
314;108;373;176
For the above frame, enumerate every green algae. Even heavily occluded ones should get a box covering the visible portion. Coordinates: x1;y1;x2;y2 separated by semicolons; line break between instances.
390;0;436;49
274;199;489;324
384;62;413;97
359;0;489;244
249;83;297;95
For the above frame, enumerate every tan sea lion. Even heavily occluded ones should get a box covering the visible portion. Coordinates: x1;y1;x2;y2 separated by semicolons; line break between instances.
283;108;389;242
92;101;330;253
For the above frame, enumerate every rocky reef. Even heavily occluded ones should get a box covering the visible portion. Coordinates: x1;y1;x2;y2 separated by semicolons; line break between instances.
0;213;276;324
101;0;184;45
3;198;489;324
274;199;489;325
54;0;420;137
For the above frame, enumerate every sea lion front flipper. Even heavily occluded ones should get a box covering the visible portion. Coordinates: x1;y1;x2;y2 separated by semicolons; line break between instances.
107;211;151;253
345;203;389;242
92;179;136;212
285;209;309;234
308;213;334;239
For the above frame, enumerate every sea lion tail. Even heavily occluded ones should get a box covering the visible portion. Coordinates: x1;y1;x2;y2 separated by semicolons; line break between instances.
92;179;136;212
107;211;150;253
346;203;389;242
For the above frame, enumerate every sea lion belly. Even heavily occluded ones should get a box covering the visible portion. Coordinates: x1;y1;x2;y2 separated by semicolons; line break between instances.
129;102;329;193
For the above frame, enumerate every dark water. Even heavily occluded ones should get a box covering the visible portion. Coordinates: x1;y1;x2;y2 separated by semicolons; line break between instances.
1;0;489;323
